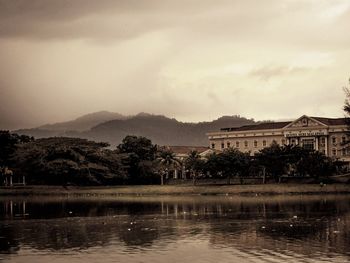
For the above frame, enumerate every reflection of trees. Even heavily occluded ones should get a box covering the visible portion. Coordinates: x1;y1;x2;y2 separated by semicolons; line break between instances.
0;218;167;252
0;199;178;252
207;200;350;258
1;197;350;259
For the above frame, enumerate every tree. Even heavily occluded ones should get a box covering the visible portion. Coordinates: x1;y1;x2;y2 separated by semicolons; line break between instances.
156;148;181;185
220;148;250;184
203;152;220;178
295;151;334;178
204;149;249;184
184;150;204;185
117;136;158;184
0;131;33;167
255;141;288;182
12;137;126;185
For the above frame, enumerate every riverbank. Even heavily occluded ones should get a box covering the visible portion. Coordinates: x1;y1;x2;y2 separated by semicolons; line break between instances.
1;184;350;196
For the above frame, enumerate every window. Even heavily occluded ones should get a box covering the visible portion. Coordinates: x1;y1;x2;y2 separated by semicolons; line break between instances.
332;149;337;156
281;139;285;145
302;139;314;151
236;141;239;148
211;143;215;149
244;141;248;147
291;139;296;145
263;140;267;147
221;143;225;149
342;148;347;156
254;140;257;147
332;137;337;144
342;136;346;144
321;137;325;145
227;142;231;148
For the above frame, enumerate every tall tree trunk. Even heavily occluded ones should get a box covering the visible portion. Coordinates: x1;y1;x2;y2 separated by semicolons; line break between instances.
161;174;164;185
192;171;196;186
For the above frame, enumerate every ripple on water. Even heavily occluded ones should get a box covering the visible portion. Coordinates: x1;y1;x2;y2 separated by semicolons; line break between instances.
1;196;350;263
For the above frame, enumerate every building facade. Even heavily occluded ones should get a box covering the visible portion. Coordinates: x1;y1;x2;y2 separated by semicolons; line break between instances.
160;146;216;180
207;115;350;162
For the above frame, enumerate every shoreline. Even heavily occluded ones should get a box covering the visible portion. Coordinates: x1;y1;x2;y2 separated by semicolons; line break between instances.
1;184;350;197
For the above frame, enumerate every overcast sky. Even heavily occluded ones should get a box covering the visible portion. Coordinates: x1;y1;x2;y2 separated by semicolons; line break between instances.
1;0;350;129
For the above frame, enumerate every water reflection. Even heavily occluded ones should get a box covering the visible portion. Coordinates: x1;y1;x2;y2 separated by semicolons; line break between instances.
1;195;350;262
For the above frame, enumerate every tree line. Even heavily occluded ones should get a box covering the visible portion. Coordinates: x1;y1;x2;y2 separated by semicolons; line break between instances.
0;130;344;186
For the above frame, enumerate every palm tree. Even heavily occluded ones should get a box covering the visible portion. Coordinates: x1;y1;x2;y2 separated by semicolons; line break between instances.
156;149;181;185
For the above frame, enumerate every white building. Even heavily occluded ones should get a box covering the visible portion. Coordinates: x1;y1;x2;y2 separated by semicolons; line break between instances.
207;115;350;162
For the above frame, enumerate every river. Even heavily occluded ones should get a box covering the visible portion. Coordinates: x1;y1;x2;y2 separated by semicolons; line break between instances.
0;195;350;262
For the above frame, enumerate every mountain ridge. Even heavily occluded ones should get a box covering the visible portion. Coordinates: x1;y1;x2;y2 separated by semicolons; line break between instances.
15;112;257;146
37;111;126;132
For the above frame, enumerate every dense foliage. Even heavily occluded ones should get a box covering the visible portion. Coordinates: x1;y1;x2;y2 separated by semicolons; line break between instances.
254;143;335;181
0;131;342;186
0;131;33;167
10;137;127;185
117;135;159;184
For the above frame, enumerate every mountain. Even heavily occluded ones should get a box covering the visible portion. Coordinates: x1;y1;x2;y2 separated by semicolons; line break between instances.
84;114;256;146
15;112;256;146
38;111;126;131
16;111;126;137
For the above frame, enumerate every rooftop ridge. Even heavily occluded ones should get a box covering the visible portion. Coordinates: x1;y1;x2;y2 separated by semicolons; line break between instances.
220;116;349;132
220;121;291;132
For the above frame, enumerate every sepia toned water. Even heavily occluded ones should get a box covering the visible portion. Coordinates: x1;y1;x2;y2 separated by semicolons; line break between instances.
1;195;350;263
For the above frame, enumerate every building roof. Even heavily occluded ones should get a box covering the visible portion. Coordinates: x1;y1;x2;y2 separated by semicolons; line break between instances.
311;117;347;126
220;117;348;132
220;121;291;132
162;146;210;155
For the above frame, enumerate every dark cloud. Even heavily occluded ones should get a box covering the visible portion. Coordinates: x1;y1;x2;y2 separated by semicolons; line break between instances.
0;0;282;41
0;0;349;129
0;0;349;50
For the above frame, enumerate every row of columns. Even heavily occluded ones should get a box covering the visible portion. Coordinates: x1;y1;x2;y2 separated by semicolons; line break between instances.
166;165;190;180
3;175;26;186
286;136;328;156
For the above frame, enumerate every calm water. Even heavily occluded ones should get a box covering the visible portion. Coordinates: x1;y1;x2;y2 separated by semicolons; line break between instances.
1;195;350;263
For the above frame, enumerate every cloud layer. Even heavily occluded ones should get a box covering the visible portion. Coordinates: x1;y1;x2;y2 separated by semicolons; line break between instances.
0;0;350;129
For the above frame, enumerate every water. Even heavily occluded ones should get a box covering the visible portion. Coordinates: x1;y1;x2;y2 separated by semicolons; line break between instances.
1;195;350;263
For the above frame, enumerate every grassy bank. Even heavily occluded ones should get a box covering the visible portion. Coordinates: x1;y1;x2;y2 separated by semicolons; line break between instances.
1;184;350;196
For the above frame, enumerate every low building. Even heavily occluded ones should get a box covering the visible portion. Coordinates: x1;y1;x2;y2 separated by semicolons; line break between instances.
160;146;217;179
206;115;350;162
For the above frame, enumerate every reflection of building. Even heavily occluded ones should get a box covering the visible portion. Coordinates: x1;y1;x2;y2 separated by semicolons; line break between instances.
2;200;27;219
207;115;350;161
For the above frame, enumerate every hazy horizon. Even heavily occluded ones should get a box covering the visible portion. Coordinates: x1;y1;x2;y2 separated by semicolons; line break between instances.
6;109;344;131
1;0;350;130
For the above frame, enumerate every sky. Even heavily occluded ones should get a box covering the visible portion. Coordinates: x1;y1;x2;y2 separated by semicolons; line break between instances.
0;0;350;129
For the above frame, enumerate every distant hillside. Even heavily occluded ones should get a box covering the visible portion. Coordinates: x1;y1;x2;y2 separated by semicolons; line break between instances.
38;111;126;131
16;111;126;137
85;114;256;146
15;112;256;146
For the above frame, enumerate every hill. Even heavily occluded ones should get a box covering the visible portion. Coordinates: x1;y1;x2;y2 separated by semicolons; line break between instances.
15;112;256;146
38;111;126;131
16;111;126;137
